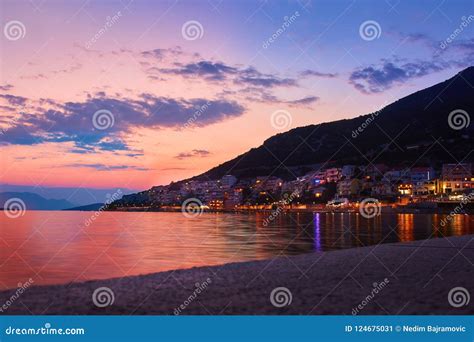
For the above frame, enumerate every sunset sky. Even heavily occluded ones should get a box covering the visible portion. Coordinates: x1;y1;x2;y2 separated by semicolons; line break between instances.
1;0;473;191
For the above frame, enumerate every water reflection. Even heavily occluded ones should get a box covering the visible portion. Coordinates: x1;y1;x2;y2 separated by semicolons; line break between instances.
0;211;472;288
313;213;321;251
397;214;414;242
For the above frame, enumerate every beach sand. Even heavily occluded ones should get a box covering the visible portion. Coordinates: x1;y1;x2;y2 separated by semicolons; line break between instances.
1;235;473;315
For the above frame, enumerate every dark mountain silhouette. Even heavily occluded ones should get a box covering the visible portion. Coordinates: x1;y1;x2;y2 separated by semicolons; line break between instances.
113;67;474;207
194;66;473;180
0;192;75;210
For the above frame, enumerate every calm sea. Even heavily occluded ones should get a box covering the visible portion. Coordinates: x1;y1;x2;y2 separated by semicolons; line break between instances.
0;211;472;289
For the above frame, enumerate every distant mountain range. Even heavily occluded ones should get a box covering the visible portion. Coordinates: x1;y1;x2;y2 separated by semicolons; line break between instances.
0;184;135;206
0;192;75;210
192;66;474;180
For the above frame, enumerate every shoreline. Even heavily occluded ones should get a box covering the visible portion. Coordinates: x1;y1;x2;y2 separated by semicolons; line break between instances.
0;235;473;315
106;206;470;214
4;204;471;214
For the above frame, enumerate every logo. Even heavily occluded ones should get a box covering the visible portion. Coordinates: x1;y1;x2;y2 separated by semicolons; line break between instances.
359;20;382;41
448;109;470;130
270;287;292;307
4;20;26;41
92;287;115;307
92;109;114;130
181;20;204;41
181;198;204;218
448;287;470;308
270;110;292;130
359;198;381;218
3;198;26;218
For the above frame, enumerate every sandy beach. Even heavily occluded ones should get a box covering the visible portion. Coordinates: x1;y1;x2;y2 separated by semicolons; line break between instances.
0;235;473;315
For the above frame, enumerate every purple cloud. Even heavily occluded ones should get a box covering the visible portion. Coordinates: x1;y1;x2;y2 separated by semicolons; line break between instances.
158;61;238;81
0;93;245;152
239;87;319;107
0;84;14;91
0;94;27;106
141;47;184;60
150;60;297;88
349;61;447;93
300;70;337;78
64;163;151;171
175;149;211;159
287;96;319;106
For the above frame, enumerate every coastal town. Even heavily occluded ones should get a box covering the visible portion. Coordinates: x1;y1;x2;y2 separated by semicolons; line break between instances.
112;163;474;212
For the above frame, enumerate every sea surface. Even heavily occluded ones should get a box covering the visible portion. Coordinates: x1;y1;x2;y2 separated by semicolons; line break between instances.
0;211;472;289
